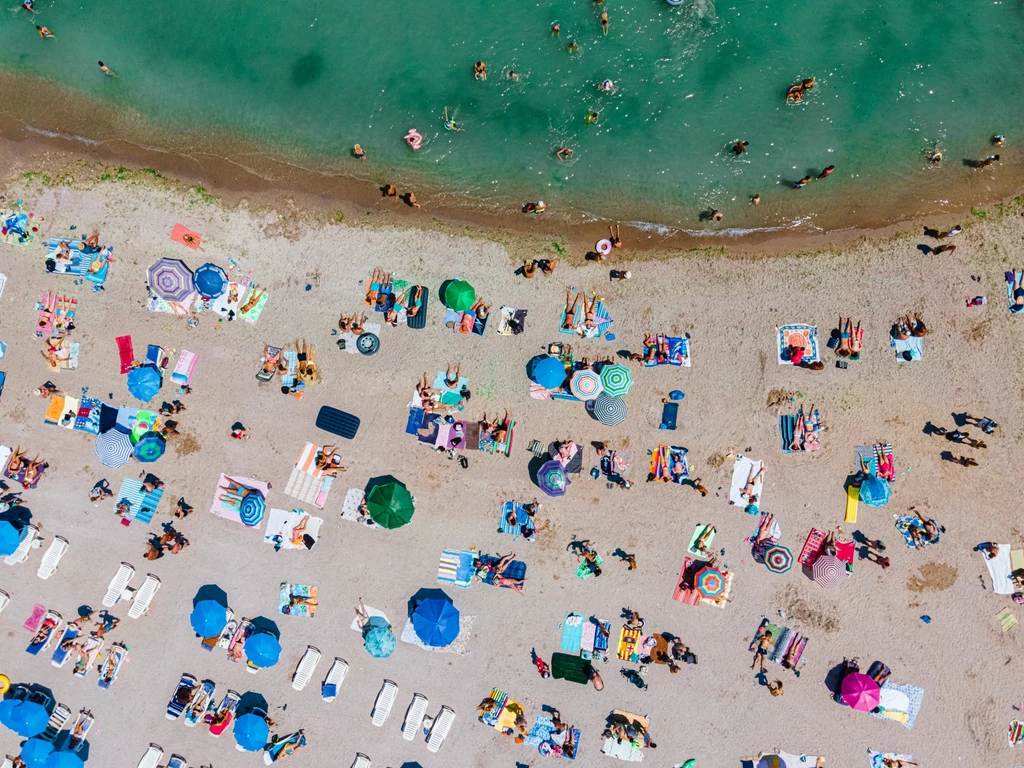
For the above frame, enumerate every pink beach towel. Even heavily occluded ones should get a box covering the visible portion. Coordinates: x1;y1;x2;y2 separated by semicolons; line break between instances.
172;349;198;384
23;604;46;632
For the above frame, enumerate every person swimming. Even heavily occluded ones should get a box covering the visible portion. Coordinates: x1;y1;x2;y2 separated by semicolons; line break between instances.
443;107;462;132
473;61;487;80
98;61;116;77
585;111;599;124
599;79;616;93
732;140;748;155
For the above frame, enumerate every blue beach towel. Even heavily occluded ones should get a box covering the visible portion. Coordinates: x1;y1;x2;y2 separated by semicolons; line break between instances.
895;515;940;548
1007;271;1024;314
561;613;585;652
280;350;299;387
115;478;164;525
405;408;425;435
74;397;103;434
661;402;678;430
891;335;923;361
499;501;535;539
559;299;613;338
525;715;580;759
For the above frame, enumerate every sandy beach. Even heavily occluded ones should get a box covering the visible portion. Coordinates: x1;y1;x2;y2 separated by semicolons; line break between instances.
0;163;1023;768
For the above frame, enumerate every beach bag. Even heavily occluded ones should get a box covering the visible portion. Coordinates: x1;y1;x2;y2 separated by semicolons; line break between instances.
683;652;697;664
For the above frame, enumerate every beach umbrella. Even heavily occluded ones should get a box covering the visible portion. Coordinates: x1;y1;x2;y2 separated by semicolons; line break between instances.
20;737;54;768
528;355;566;390
190;599;228;637
233;712;270;752
812;553;849;588
364;624;396;658
238;491;266;527
147;257;194;302
126;363;162;403
841;671;881;711
859;475;891;508
537;459;569;497
244;632;282;668
412;597;461;647
570;369;603;400
133;431;166;463
591;394;628;426
764;544;794;574
0;520;21;557
5;700;48;737
599;364;633;397
95;428;133;468
0;699;18;725
442;279;475;312
365;480;415;529
193;262;228;299
43;753;84;768
695;566;726;599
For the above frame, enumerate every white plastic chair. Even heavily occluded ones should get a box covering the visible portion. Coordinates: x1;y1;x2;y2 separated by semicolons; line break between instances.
37;536;68;579
350;754;371;768
4;524;37;565
426;705;455;753
102;562;135;607
371;680;398;727
402;693;428;741
322;657;348;702
135;744;163;768
291;645;321;691
41;703;70;742
127;574;160;618
0;589;10;614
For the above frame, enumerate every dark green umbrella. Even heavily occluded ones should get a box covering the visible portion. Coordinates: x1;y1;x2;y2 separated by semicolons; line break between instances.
365;479;415;529
442;280;476;312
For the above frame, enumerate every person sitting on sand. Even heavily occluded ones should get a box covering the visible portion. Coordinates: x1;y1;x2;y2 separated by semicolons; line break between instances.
910;312;928;337
891;316;911;340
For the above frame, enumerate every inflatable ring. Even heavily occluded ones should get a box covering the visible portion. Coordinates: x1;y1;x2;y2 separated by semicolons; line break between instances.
356;332;380;356
0;674;9;695
404;129;423;151
596;239;613;255
680;761;696;768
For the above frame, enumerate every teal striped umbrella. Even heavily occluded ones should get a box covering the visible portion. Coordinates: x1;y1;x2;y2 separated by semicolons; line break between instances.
599;364;633;397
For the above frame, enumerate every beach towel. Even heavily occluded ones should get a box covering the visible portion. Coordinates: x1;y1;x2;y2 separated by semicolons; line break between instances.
339;487;380;528
779;410;822;453
499;501;536;540
437;549;475;588
748;514;781;549
777;324;819;364
729;455;764;508
1;208;37;247
337;321;381;354
23;604;46;633
1009;720;1024;746
561;613;585;652
798;528;826;567
753;618;808;673
44;339;80;372
845;484;860;523
400;613;475;655
601;736;643;762
642;335;691;367
74;397;103;434
575;554;603;580
649;444;688;483
617;628;642;661
280;350;299;388
479;556;527;590
868;752;913;768
262;508;322;550
526;715;580;759
114;478;163;525
207;474;269;527
688;524;715;556
867;681;923;729
349;605;388;632
983;545;1014;594
116;335;135;374
895;515;941;549
170;223;203;249
672;558;702;605
998;607;1018;632
278;582;317;617
44;395;66;425
559;296;613;338
239;289;269;323
171;350;198;384
891;335;923;361
856;444;894;474
497;306;528;336
284;443;335;508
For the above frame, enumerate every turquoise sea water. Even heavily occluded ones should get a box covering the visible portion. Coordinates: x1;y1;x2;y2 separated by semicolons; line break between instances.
1;0;1022;228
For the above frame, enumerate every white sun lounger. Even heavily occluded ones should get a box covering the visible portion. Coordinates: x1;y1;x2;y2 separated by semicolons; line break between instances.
0;589;10;614
167;754;187;768
426;705;455;753
4;524;38;565
350;754;371;768
127;573;161;618
291;645;321;691
322;657;348;702
2;757;13;768
402;693;429;741
371;680;398;727
102;562;135;607
67;708;93;752
37;536;68;579
41;703;71;742
136;743;163;768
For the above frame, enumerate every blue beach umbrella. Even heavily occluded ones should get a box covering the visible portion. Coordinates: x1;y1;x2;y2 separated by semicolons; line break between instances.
44;752;84;768
190;600;228;637
193;263;228;299
6;700;48;737
0;699;18;725
244;632;282;668
233;712;270;752
133;431;166;463
412;597;460;648
860;475;891;508
0;520;21;557
126;364;162;403
527;355;567;390
238;492;266;527
19;737;54;768
364;624;396;658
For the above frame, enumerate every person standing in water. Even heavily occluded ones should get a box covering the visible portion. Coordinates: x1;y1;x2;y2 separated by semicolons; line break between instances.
585;111;599;124
817;165;835;179
98;61;116;77
36;25;54;38
551;22;560;36
732;140;748;155
568;39;579;53
556;147;574;161
507;70;519;82
443;107;461;132
474;61;487;80
794;175;812;188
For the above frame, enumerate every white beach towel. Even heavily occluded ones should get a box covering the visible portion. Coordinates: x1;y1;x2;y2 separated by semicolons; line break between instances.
984;544;1014;594
730;455;764;507
262;508;323;549
340;487;380;528
338;322;381;355
350;605;388;632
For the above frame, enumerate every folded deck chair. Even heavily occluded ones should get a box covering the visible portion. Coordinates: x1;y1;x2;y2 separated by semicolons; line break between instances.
4;524;38;565
0;589;8;614
291;645;322;691
37;535;68;580
127;573;161;618
402;693;429;740
372;679;398;726
350;754;371;768
41;703;71;742
135;744;163;768
102;562;135;607
426;705;456;752
322;658;348;702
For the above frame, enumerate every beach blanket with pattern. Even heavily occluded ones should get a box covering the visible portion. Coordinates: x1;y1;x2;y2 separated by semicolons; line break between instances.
278;582;318;617
526;715;580;759
894;515;941;548
642;335;691;367
750;618;808;674
777;324;819;364
650;445;688;483
560;295;613;339
284;443;335;508
1;208;38;247
867;681;923;729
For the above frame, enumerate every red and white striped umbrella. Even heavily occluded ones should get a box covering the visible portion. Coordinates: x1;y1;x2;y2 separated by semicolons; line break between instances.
812;554;848;588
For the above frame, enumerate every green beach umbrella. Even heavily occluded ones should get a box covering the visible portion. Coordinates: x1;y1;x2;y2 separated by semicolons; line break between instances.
599;364;633;397
443;280;476;312
365;479;415;529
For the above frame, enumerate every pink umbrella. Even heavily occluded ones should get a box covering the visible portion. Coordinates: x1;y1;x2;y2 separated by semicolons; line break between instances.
841;672;880;711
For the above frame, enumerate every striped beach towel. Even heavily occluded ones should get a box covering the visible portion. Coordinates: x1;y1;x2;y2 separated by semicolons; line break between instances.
115;478;163;525
171;350;198;384
284;443;333;508
617;628;641;661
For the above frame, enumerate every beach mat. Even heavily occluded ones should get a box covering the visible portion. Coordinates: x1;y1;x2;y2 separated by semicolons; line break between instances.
339;487;380;529
561;613;585;652
983;545;1014;594
891;335;923;361
867;681;923;729
777;324;819;364
729;455;763;507
278;582;317;617
114;478;163;525
845;484;859;523
263;508;322;550
661;402;678;430
437;549;475;588
284;442;334;508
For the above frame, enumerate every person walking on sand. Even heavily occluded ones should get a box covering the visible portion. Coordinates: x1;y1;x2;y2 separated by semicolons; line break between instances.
98;61;116;77
767;679;784;696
